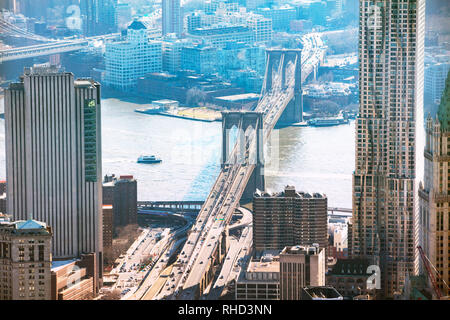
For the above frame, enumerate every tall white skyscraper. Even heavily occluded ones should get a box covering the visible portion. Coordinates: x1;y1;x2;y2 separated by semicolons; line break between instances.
162;0;182;37
4;65;103;270
352;0;425;298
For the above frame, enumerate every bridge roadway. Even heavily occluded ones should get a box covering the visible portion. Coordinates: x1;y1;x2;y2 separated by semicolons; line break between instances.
0;33;120;63
157;34;327;300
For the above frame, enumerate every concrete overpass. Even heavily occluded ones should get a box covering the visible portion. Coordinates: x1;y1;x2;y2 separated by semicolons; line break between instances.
138;200;350;216
156;33;328;300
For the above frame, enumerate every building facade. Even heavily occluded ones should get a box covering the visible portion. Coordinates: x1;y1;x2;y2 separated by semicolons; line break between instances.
352;0;425;298
419;71;450;297
187;26;254;49
425;62;450;106
326;258;372;299
236;254;280;300
280;245;325;300
162;0;182;37
181;44;217;75
0;218;52;300
253;186;328;254
102;174;137;235
0;181;5;215
51;253;97;300
4;65;103;291
105;21;162;91
162;36;188;74
102;205;113;251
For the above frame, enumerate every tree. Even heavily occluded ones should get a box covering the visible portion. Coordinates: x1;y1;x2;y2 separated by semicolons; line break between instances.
100;290;121;300
312;100;341;116
186;87;207;107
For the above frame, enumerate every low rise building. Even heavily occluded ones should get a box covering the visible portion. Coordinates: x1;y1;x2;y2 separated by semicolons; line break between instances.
326;258;371;299
187;26;254;49
137;72;244;105
51;253;98;300
236;254;280;300
280;245;326;300
256;5;296;31
181;43;217;75
0;218;52;300
301;286;343;300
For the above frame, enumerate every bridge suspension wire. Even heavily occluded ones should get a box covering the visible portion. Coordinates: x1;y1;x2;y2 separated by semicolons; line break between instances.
273;53;284;93
258;53;270;104
0;18;54;42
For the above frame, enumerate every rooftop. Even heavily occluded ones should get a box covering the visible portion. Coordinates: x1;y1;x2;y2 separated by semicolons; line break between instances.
0;219;52;236
215;93;260;102
254;186;326;199
329;258;370;276
51;259;78;272
189;25;251;36
281;244;322;256
302;286;343;300
128;20;147;30
247;256;280;274
15;219;47;230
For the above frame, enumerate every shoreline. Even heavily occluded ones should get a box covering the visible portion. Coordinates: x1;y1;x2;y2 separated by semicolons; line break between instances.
136;109;354;128
156;111;220;123
135;109;221;123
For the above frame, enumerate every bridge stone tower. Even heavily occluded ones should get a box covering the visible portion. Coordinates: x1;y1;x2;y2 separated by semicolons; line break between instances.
265;49;303;124
221;111;264;202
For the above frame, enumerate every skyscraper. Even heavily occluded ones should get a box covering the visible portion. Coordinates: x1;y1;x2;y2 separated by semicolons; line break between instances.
4;65;103;282
80;0;117;36
162;0;182;37
419;71;450;298
352;0;425;298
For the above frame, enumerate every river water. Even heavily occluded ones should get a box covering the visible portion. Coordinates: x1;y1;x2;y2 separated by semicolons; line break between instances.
0;97;355;208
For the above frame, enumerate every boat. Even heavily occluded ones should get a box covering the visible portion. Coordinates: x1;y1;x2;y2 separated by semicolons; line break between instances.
134;106;163;115
308;117;349;127
137;155;162;164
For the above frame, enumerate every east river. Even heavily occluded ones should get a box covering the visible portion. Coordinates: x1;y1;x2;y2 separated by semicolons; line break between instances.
0;97;355;208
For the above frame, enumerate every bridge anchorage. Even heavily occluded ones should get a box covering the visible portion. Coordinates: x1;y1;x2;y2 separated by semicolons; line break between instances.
264;48;303;125
221;111;264;202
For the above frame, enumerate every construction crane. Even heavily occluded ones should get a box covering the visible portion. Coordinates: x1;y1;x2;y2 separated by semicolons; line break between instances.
417;245;450;299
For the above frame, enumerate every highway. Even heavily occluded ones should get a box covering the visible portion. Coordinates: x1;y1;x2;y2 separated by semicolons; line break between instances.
155;33;327;300
123;218;194;300
109;227;171;297
206;222;253;300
